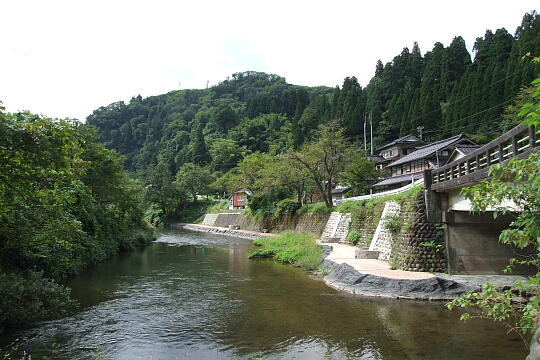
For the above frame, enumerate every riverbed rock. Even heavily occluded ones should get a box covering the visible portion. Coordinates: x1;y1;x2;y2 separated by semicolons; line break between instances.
527;327;540;360
322;259;479;300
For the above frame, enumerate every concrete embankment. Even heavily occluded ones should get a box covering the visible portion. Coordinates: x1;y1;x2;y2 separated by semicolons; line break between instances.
199;211;331;237
171;223;272;240
321;243;527;301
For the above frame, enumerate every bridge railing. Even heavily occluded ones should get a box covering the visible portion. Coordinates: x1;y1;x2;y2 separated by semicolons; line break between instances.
430;124;539;190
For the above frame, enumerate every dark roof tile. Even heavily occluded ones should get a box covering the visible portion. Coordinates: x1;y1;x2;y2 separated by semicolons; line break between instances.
387;134;472;167
371;173;423;188
376;134;425;151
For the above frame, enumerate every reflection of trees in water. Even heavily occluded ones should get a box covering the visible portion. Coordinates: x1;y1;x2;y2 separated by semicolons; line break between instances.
214;257;526;359
214;260;391;358
15;231;527;360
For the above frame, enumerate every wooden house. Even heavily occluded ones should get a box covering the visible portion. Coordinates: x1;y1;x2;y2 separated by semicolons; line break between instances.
228;189;251;210
371;133;477;191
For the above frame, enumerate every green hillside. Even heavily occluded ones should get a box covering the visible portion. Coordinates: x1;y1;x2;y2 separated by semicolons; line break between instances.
88;12;540;180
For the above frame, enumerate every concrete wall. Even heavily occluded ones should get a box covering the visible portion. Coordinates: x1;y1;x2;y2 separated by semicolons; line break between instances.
212;213;260;231
210;211;331;237
443;211;534;275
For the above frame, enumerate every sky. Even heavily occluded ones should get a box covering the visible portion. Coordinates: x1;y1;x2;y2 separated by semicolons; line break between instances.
1;1;538;121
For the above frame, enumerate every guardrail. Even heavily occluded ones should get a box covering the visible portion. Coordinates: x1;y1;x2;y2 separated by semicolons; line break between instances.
429;124;539;191
335;178;424;205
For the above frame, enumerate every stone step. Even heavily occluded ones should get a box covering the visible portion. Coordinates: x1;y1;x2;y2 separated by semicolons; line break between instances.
334;213;352;241
355;249;380;259
321;236;341;243
202;213;219;226
322;212;342;238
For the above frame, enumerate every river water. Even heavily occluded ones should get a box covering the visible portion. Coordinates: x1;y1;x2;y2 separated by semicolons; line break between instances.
0;229;527;359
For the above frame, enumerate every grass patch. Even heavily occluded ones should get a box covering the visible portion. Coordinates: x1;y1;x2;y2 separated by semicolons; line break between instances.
297;202;333;214
250;231;322;270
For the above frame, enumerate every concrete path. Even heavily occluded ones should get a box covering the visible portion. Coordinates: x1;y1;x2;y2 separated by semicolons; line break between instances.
321;241;527;285
323;242;435;280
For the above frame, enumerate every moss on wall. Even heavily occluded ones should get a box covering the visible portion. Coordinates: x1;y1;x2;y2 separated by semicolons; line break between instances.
338;186;423;248
338;186;447;273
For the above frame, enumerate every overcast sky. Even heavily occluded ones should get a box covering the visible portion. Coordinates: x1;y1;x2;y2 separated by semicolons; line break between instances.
1;1;538;121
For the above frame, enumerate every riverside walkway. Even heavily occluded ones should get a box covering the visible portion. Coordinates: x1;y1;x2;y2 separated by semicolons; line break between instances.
322;241;527;299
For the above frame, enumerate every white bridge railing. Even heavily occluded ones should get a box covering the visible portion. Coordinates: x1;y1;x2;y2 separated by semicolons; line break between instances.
334;178;424;205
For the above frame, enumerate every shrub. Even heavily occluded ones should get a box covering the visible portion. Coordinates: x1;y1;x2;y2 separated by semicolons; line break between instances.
0;271;76;328
206;199;229;214
335;200;361;213
347;229;362;246
383;214;402;234
297;202;332;214
275;198;301;217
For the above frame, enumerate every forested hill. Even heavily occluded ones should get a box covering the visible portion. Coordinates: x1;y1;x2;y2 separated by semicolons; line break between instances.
87;72;333;174
87;11;540;177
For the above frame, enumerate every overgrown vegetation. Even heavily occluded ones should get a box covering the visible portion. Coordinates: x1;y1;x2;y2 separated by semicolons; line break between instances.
250;232;322;270
297;202;333;214
447;65;540;347
171;199;229;224
347;230;362;245
383;214;402;234
0;108;155;328
0;272;75;327
340;185;422;248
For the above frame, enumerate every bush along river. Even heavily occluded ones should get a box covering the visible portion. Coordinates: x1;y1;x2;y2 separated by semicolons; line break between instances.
0;229;527;359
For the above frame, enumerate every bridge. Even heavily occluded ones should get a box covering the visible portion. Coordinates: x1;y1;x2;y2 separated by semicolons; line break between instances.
424;124;540;275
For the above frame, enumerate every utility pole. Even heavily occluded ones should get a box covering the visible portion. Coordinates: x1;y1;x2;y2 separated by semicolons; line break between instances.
206;80;209;89
417;126;424;140
363;111;367;152
370;111;373;155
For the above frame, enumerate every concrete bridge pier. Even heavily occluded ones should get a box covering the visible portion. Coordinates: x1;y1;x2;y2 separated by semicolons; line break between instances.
424;183;534;275
442;210;532;275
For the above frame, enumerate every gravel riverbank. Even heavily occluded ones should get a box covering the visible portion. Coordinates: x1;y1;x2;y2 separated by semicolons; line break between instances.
171;223;272;240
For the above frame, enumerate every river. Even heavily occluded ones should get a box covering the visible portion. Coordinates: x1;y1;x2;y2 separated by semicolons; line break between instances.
0;229;527;359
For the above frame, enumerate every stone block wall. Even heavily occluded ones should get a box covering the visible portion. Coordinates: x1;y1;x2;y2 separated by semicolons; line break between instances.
212;213;260;231
267;212;331;236
348;187;447;272
392;193;447;272
208;211;331;237
349;201;386;249
368;201;400;261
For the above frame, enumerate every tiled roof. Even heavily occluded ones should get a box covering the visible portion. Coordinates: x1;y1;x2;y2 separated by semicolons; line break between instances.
371;173;423;188
455;144;480;155
331;185;351;194
387;134;468;167
367;155;387;164
376;134;425;151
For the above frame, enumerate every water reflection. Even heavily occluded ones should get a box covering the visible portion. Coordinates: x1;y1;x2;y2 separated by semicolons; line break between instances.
0;229;526;360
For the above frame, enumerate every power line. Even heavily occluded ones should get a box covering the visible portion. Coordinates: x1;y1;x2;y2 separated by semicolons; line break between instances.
403;67;527;124
424;98;514;134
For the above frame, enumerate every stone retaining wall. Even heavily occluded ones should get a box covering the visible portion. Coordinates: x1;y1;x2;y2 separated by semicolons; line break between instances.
350;189;447;273
199;211;331;237
369;201;401;261
393;193;447;272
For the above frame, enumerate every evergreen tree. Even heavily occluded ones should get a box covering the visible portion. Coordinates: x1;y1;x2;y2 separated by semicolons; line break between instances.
190;125;211;165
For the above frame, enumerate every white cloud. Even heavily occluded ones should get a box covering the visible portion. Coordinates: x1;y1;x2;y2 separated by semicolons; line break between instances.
1;0;537;121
